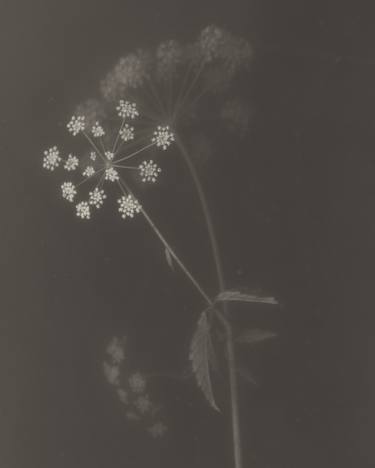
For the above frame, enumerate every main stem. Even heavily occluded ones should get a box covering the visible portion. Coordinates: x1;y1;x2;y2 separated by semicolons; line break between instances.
175;136;243;468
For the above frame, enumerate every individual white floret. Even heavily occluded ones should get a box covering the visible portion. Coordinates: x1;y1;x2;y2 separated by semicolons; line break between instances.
152;126;175;150
64;154;79;171
105;151;114;161
139;160;161;183
128;372;146;393
83;166;95;178
91;121;105;138
148;422;167;438
105;167;119;182
61;182;77;202
67;115;85;136
89;187;107;208
119;124;135;142
116;100;139;119
103;361;120;386
43;146;61;171
118;195;142;219
76;201;91;220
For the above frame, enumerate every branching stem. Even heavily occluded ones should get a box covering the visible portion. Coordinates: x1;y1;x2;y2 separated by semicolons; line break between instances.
117;177;212;307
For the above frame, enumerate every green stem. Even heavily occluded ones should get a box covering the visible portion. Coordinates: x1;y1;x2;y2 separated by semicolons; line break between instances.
175;135;243;468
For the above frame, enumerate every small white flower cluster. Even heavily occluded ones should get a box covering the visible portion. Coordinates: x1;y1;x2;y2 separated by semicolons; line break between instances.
64;154;79;171
152;126;175;150
89;187;107;208
119;124;134;142
61;182;77;202
92;121;105;138
102;336;168;438
67;115;85;136
139;160;161;183
105;167;119;182
76;201;91;219
116;100;139;119
43;146;61;171
83;166;95;178
90;152;97;161
105;151;114;161
118;194;142;219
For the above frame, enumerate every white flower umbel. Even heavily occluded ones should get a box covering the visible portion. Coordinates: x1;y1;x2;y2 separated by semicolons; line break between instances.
92;121;105;138
67;115;85;136
128;372;146;393
119;124;135;142
82;166;95;178
43;146;61;171
90;151;97;161
152;125;175;150
116;100;139;119
76;201;91;220
139;160;161;183
118;194;142;219
89;187;107;208
61;182;77;202
105;167;119;182
64;154;79;171
105;151;114;161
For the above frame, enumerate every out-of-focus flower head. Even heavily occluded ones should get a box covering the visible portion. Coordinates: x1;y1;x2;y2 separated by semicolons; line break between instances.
197;25;230;64
129;372;147;393
80;25;252;150
103;361;120;386
102;336;168;438
106;336;126;364
156;40;184;80
148;422;168;438
100;50;151;102
75;98;106;129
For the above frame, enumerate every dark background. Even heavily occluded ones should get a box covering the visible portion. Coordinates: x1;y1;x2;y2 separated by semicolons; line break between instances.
0;0;373;467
